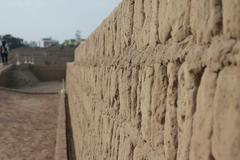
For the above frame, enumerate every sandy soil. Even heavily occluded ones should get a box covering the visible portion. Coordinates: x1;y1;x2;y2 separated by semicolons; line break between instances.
0;90;59;160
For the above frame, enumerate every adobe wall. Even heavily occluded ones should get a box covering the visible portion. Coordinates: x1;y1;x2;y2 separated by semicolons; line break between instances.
0;64;66;88
10;47;74;65
66;0;240;160
0;65;14;87
29;64;66;81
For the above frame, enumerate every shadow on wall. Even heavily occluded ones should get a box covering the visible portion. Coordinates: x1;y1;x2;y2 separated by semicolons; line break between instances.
29;64;66;81
0;65;14;87
0;64;66;88
65;95;77;160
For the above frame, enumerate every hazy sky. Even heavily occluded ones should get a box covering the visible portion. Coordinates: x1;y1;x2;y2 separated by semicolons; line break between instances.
0;0;121;42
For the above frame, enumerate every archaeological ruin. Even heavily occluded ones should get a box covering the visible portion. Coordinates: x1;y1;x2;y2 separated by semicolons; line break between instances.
1;0;240;160
0;47;73;159
66;0;240;160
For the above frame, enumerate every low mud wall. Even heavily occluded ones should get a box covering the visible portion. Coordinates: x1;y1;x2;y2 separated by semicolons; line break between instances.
29;64;66;81
0;64;66;88
10;47;74;65
0;65;14;87
66;0;240;160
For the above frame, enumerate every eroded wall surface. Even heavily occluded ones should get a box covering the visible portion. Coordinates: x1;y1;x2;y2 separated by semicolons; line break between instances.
66;0;240;159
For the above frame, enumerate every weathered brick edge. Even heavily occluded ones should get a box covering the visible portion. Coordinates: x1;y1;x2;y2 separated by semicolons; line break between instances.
54;91;68;160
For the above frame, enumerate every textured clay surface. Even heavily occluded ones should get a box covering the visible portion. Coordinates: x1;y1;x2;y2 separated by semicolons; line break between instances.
0;91;58;160
66;0;240;160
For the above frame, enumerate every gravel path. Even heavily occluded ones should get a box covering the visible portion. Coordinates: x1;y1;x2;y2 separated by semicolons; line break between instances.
0;90;59;160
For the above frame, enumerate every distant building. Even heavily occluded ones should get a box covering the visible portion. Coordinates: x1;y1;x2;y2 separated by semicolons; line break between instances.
41;38;59;48
28;41;39;48
63;39;80;47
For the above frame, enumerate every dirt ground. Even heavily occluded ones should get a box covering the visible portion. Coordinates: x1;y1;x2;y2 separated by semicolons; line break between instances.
0;90;59;160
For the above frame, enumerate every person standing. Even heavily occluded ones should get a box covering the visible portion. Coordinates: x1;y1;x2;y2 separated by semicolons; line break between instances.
1;41;9;65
